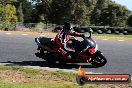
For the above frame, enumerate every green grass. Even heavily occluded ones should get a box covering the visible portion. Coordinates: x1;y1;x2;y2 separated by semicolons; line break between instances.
94;34;132;38
85;33;132;38
0;65;75;79
0;65;98;88
0;65;131;88
0;81;97;88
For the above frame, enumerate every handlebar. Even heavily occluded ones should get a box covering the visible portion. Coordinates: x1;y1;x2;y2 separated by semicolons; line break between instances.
89;28;93;38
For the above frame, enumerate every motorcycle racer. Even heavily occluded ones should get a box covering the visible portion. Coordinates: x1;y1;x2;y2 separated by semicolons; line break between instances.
54;21;85;59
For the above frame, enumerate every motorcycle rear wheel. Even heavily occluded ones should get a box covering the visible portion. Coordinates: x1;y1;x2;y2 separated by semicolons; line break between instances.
38;48;58;63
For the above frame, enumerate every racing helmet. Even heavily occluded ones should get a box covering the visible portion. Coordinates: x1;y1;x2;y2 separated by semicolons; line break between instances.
63;22;73;30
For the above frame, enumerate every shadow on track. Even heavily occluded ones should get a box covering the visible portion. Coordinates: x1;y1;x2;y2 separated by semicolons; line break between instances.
0;51;97;70
33;52;96;69
1;60;96;69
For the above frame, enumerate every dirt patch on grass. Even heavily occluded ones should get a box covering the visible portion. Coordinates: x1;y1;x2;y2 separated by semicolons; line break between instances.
0;70;33;83
0;70;73;84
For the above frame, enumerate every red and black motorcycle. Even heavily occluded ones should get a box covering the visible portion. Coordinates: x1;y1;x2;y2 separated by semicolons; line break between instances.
35;30;107;67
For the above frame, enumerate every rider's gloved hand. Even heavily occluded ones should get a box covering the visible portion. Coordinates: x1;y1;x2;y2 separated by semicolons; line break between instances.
80;34;85;38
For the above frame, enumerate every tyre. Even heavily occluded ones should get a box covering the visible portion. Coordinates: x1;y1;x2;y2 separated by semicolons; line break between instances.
115;30;120;34
39;48;58;63
74;28;81;32
123;31;128;35
85;28;91;32
59;61;67;65
118;28;124;33
92;27;99;33
79;29;85;33
46;59;56;63
119;33;123;35
106;30;112;34
127;28;132;34
99;28;107;33
53;26;62;32
107;28;115;34
90;51;107;67
97;30;103;34
45;54;58;63
39;48;45;54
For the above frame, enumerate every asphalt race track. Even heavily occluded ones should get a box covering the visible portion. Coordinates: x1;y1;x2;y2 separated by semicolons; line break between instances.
0;31;132;74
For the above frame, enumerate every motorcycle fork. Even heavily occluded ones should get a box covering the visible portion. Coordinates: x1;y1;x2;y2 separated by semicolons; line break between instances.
86;48;96;62
37;46;41;50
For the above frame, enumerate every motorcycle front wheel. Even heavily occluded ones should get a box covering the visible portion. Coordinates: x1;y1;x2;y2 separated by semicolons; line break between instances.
90;51;107;67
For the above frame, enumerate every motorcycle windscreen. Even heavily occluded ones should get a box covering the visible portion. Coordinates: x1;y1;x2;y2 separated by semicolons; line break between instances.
84;38;96;48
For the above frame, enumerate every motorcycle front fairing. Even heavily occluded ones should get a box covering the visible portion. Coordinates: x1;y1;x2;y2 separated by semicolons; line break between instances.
76;37;98;61
83;37;98;52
